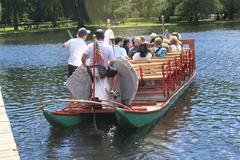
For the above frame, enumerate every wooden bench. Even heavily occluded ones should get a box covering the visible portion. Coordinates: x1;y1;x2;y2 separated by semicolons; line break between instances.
129;52;190;97
130;53;181;65
167;52;181;55
130;55;182;80
133;62;165;80
130;57;178;65
152;54;180;58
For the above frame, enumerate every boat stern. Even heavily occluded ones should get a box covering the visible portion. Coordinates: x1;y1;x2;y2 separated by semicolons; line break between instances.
43;109;85;127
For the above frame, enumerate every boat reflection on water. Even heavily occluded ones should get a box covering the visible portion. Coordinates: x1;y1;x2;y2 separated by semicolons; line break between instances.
146;82;198;141
112;82;198;144
45;83;198;159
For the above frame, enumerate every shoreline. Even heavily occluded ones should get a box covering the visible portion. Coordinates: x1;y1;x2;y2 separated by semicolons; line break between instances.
1;20;240;35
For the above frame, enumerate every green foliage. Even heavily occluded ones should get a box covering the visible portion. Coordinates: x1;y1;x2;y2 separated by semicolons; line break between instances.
0;2;2;21
220;0;240;19
0;0;240;30
175;0;230;22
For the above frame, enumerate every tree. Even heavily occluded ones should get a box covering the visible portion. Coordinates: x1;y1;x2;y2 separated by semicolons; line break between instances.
1;0;239;29
12;0;19;30
220;0;240;20
0;1;2;22
152;0;181;22
0;0;12;25
175;0;217;22
46;0;63;27
26;0;47;22
0;0;25;30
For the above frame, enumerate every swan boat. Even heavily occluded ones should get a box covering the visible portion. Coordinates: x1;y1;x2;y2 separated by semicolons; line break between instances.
41;39;196;129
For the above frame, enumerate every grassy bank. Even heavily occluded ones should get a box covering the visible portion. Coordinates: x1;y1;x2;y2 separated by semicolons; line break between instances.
1;19;240;35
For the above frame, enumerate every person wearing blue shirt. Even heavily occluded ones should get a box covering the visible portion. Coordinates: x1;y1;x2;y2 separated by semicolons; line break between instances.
154;37;167;57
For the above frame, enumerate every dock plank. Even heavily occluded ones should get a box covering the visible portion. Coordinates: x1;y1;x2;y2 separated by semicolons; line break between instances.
0;87;20;160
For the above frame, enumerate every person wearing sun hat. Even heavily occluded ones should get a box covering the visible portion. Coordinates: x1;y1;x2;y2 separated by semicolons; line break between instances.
150;32;159;43
62;27;91;77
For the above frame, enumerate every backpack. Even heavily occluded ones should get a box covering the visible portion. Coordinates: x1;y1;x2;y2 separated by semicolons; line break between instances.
155;47;167;57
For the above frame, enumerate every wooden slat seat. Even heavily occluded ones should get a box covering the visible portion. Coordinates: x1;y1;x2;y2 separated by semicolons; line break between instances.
167;52;181;55
132;62;165;81
130;54;181;65
152;54;181;59
140;75;163;80
130;59;171;64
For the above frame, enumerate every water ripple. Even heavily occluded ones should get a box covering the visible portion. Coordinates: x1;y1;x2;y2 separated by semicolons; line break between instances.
0;29;240;159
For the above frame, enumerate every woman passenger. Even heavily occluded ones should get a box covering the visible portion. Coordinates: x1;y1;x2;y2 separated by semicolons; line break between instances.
132;43;152;60
154;37;167;57
161;38;171;52
169;36;182;52
123;38;130;54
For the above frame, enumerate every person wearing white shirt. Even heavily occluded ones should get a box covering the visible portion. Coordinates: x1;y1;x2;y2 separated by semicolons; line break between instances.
104;28;115;45
169;36;182;53
62;27;90;77
132;43;152;61
82;29;119;96
113;36;128;59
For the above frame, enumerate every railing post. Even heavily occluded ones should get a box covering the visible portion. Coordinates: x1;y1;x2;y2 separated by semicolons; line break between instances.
139;66;143;86
172;62;175;90
181;39;196;72
166;64;169;97
174;58;179;86
178;59;182;83
161;65;166;97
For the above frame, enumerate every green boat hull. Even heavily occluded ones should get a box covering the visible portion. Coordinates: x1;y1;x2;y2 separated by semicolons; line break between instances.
43;110;89;127
115;72;195;129
43;109;117;128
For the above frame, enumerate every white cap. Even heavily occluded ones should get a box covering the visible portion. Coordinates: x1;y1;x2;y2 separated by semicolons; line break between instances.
78;27;91;36
150;33;158;39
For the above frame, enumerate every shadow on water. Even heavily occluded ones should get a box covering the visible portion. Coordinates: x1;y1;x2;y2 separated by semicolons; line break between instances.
149;83;198;139
112;83;198;159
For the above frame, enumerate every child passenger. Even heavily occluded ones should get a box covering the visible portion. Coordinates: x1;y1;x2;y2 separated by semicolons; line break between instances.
154;37;167;57
113;36;128;59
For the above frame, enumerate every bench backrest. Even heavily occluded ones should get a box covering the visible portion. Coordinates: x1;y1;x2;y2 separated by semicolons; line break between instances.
132;62;165;80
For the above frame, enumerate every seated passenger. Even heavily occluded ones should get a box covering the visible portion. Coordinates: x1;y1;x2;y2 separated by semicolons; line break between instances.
172;32;182;46
140;36;146;43
169;36;182;52
150;33;158;43
113;36;128;59
128;36;142;59
161;38;171;52
154;37;167;57
123;38;130;54
132;43;152;60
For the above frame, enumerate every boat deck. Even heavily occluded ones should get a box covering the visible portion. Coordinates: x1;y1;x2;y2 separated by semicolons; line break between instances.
0;87;20;160
132;102;163;111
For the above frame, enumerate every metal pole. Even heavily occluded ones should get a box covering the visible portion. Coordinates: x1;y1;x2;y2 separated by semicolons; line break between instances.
93;35;96;98
107;19;116;57
107;19;111;29
161;15;165;36
67;30;73;39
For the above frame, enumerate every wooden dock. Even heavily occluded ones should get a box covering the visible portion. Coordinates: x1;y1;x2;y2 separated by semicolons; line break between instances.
0;86;20;160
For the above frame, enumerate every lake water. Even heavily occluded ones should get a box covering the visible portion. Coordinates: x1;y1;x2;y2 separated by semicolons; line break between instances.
0;24;240;159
